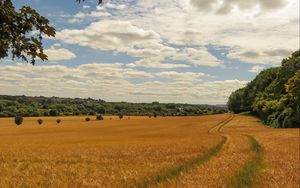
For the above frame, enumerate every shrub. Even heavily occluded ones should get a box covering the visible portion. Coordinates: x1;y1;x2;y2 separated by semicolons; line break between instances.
56;119;61;124
15;116;23;126
118;114;123;119
85;117;91;122
37;119;43;125
96;114;104;120
153;113;157;118
49;109;58;116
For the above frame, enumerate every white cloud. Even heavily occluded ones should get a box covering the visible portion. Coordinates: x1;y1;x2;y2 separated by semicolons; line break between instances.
68;11;111;23
248;65;264;73
156;71;205;81
172;48;222;67
83;5;90;9
57;20;162;55
44;47;76;61
227;48;293;65
124;0;298;65
0;64;248;104
126;58;190;69
190;0;288;14
105;3;127;10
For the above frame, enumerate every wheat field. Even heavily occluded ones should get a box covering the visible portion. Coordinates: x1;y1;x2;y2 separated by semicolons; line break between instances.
0;114;298;187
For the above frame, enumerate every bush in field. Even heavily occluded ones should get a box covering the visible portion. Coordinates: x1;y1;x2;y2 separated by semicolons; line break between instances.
37;119;43;125
96;114;104;120
153;113;157;118
56;119;61;124
85;117;91;122
148;115;152;118
15;116;23;126
49;109;58;116
118;114;123;119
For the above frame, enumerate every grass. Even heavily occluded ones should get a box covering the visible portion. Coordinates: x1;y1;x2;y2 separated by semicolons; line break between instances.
135;136;227;188
228;135;264;188
0;114;227;187
0;114;298;187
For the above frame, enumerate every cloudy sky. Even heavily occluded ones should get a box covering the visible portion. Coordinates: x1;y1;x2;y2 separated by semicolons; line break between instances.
1;0;299;104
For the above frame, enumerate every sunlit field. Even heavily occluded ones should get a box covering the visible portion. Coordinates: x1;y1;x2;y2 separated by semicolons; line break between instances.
0;114;299;187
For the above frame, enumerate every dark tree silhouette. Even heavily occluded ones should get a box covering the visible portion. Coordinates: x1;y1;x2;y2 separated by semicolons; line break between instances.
0;0;55;64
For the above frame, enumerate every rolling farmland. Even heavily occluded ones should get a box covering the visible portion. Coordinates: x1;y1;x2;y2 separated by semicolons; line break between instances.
0;114;299;187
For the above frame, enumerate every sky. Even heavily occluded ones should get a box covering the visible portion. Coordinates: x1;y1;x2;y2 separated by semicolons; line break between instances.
0;0;299;104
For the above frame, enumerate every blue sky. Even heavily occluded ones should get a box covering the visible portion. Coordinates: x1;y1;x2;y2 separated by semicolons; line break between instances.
0;0;299;104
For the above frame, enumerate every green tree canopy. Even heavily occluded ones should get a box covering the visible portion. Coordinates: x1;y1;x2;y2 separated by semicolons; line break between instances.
228;49;300;128
0;0;56;64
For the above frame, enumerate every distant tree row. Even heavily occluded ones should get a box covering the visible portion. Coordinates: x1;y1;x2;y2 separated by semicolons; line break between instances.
0;95;228;118
228;50;300;128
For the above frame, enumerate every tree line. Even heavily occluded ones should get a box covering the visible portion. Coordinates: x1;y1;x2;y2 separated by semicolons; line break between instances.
228;50;300;128
0;95;228;118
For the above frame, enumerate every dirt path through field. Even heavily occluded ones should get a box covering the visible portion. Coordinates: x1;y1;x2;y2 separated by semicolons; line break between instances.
131;114;233;188
158;114;257;187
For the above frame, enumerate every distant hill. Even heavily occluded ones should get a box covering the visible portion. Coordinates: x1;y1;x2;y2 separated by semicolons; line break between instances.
228;50;300;128
0;95;227;117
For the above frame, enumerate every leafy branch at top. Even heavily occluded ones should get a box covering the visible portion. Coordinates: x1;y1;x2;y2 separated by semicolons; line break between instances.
0;0;55;65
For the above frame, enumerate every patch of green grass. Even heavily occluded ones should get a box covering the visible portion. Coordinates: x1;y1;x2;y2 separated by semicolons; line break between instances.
135;136;227;188
229;135;264;188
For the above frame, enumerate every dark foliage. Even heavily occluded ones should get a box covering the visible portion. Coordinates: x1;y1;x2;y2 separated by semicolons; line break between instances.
0;95;227;118
14;115;23;126
96;114;104;120
228;50;300;128
37;119;43;125
0;0;55;64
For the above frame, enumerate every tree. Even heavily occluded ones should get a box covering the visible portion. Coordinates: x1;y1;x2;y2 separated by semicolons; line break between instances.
227;89;244;113
286;70;300;104
14;115;23;126
96;114;104;120
56;119;61;124
37;119;43;125
95;105;105;114
0;0;55;64
227;49;300;128
49;109;58;116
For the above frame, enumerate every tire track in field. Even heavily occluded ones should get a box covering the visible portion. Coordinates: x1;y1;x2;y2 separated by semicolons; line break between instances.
133;136;227;188
208;114;235;134
132;115;235;188
228;135;264;188
156;114;259;187
209;114;234;148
